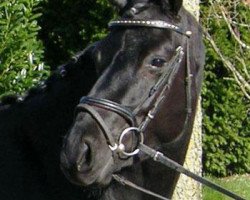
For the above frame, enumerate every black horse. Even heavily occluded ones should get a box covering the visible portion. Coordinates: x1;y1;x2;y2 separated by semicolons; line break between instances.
0;46;101;200
61;0;205;199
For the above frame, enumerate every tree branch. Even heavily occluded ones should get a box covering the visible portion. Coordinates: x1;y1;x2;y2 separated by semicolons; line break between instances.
220;6;250;50
204;30;250;100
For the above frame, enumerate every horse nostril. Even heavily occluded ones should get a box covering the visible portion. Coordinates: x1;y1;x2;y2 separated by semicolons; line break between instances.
76;142;91;172
82;143;91;164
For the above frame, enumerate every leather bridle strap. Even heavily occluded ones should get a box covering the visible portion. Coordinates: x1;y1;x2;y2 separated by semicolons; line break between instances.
137;46;185;133
138;144;246;200
76;98;138;151
108;20;192;37
132;46;184;117
112;174;170;200
79;97;136;127
76;104;117;148
113;143;245;200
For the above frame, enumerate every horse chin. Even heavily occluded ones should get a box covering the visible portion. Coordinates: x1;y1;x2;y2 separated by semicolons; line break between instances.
90;156;115;186
95;157;115;186
75;166;114;187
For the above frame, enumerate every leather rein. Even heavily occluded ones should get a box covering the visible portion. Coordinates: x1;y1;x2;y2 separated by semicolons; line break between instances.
75;20;245;200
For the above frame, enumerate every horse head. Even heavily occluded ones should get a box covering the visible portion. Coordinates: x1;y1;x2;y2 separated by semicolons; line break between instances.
61;0;204;199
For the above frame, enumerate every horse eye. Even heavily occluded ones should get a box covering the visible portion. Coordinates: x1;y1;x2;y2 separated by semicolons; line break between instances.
150;58;166;68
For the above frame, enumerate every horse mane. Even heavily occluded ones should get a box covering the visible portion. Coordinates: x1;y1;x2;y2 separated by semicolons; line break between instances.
0;45;100;199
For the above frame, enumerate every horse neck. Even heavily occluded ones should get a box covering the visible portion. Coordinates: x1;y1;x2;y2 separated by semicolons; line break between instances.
0;64;97;199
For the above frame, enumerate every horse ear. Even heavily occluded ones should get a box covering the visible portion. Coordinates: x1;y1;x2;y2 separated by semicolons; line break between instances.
109;0;128;10
160;0;183;15
169;0;183;14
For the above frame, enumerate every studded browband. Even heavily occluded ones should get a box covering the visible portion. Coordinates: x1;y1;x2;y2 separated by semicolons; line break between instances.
108;20;192;37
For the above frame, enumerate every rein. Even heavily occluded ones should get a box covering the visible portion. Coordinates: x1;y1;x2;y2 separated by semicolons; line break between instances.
76;19;245;200
138;144;246;200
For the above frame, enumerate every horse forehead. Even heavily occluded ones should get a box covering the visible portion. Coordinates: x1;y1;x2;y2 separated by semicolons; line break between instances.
121;29;170;53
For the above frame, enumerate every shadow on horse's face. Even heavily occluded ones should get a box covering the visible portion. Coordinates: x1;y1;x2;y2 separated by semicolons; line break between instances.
60;0;203;190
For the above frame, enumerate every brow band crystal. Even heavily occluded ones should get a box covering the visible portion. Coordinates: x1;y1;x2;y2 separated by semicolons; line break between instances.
108;20;192;37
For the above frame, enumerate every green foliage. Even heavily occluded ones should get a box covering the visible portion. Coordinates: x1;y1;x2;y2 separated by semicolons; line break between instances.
0;0;49;97
38;0;115;68
0;0;114;96
201;1;250;176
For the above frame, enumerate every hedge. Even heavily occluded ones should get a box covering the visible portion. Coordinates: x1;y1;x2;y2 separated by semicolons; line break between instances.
0;0;48;97
38;0;115;68
201;0;250;176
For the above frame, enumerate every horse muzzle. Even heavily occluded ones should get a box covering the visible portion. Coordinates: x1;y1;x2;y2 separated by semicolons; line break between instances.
60;127;116;187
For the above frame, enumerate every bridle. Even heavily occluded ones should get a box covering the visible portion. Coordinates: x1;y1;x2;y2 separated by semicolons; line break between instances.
75;20;245;200
76;19;190;156
77;41;186;157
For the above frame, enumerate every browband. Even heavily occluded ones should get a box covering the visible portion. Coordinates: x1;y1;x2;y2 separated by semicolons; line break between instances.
108;20;192;37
